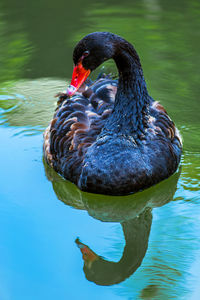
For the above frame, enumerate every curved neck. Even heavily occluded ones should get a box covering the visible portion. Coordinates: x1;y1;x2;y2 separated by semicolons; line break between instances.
101;41;150;137
118;209;152;273
84;209;152;286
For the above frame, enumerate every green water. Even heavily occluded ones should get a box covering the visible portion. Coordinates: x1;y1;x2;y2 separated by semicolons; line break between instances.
0;0;200;299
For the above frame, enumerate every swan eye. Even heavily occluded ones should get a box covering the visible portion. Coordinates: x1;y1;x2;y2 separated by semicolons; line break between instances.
79;51;90;63
83;50;90;57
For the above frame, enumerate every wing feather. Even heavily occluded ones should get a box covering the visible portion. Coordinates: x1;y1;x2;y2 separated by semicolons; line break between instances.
43;77;117;182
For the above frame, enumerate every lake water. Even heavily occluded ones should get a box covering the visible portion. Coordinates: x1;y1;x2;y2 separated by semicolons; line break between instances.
0;0;200;299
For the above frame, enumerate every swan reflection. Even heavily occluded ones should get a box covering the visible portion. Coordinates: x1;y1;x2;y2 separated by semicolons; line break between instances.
44;159;180;286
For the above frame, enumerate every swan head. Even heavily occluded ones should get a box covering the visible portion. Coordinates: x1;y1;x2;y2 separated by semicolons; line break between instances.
67;32;117;96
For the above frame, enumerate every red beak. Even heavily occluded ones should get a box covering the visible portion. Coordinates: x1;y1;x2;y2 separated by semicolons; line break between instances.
67;62;91;96
75;238;98;262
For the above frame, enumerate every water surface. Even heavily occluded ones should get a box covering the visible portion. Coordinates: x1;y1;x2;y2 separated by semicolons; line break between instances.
0;0;200;299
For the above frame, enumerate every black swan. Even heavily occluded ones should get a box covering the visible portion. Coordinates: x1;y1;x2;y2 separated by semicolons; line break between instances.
43;32;182;195
44;159;180;286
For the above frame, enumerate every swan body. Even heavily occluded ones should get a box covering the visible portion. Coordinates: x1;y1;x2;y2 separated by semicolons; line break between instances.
44;32;182;195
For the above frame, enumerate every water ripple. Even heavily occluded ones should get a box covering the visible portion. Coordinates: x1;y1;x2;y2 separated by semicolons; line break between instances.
0;78;67;135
